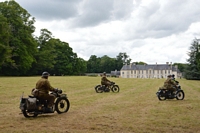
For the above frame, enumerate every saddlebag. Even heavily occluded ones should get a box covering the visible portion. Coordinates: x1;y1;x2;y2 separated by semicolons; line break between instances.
26;97;37;110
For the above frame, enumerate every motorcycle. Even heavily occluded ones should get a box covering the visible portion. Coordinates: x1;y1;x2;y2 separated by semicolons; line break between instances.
156;81;185;100
95;81;120;93
19;89;70;118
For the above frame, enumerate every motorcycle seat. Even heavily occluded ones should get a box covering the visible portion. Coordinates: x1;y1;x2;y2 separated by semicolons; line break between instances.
28;95;36;98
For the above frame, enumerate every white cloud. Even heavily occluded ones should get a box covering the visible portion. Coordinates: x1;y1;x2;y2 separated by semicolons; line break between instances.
1;0;200;64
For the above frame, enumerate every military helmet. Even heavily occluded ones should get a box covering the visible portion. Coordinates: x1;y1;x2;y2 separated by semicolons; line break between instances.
42;71;49;78
171;74;175;77
42;71;49;76
167;74;171;77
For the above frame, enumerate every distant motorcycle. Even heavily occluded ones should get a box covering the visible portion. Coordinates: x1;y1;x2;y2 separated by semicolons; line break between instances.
95;81;120;93
19;89;70;118
156;81;185;100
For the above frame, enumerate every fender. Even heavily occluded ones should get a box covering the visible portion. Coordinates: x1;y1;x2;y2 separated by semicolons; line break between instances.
177;89;184;93
114;85;119;88
95;85;101;88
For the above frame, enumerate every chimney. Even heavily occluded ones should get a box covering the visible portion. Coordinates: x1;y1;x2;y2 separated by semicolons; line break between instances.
166;62;169;65
130;63;132;68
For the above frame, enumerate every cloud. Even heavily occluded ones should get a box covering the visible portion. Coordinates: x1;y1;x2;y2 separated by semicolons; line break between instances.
17;0;81;21
1;0;200;64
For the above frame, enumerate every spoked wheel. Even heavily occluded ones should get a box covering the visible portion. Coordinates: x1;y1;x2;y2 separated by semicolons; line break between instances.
156;90;166;101
158;95;166;101
176;91;185;100
95;85;103;93
111;85;120;92
22;106;38;118
55;97;70;114
157;91;166;101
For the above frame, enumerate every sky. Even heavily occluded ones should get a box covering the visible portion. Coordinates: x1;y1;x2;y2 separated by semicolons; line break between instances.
2;0;200;64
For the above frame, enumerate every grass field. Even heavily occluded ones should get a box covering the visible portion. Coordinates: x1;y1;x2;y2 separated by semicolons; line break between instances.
0;76;199;133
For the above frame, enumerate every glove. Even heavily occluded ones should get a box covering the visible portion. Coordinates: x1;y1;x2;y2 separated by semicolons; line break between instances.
54;88;58;92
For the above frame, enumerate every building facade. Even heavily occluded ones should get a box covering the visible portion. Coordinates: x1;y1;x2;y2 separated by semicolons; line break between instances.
120;62;182;79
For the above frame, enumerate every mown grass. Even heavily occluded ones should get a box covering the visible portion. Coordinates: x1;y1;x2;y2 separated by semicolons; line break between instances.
0;76;199;133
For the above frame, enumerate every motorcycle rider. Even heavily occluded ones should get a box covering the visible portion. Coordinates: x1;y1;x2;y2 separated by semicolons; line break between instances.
162;75;177;95
171;74;175;80
101;72;111;92
171;74;178;83
35;72;57;112
171;74;180;88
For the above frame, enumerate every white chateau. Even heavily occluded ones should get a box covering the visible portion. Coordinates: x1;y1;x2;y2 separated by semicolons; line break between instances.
120;62;182;79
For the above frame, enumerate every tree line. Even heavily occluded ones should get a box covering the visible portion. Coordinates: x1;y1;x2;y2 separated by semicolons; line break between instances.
0;0;199;79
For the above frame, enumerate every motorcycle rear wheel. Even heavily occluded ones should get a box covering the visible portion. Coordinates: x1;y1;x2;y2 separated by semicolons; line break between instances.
95;85;103;93
176;91;185;100
22;105;38;118
111;85;120;92
55;97;70;114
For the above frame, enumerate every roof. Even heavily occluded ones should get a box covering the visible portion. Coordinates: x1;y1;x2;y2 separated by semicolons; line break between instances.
121;64;179;71
111;70;120;75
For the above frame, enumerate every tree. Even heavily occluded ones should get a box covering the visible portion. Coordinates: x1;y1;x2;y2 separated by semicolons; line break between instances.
53;40;76;75
99;55;115;73
185;38;200;80
173;63;188;73
30;29;56;75
87;55;101;73
0;0;37;75
0;13;12;67
134;61;147;65
72;57;87;75
115;52;132;70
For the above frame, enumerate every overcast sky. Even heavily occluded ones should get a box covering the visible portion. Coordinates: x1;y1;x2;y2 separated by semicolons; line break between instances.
2;0;200;64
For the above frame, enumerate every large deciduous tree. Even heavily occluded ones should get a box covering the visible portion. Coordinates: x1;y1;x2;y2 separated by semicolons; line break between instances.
53;40;76;75
0;13;12;67
99;55;115;73
115;52;131;70
0;0;37;75
30;29;56;75
87;55;101;73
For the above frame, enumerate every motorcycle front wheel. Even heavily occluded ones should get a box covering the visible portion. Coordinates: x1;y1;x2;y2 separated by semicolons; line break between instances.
111;85;120;92
95;85;103;93
55;97;70;114
176;91;185;100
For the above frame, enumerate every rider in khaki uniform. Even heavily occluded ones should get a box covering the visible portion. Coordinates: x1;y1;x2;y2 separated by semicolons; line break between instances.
162;75;177;93
36;72;57;112
101;72;111;90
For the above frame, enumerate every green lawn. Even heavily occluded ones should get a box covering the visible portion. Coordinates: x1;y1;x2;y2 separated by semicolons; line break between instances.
0;76;199;133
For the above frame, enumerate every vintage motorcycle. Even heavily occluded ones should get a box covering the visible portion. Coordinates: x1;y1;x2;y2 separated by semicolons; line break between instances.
156;81;185;100
19;89;70;118
95;81;120;93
